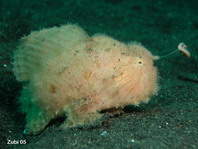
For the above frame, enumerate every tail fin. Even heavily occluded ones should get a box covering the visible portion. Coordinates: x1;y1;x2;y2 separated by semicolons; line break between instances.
13;24;89;81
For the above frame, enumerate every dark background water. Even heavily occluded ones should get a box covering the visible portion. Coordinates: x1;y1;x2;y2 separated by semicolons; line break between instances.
0;0;198;148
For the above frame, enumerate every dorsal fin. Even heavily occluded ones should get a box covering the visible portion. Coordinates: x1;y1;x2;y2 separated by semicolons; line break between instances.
13;24;89;81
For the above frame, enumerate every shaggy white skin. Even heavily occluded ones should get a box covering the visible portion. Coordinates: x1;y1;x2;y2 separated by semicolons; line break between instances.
13;24;158;135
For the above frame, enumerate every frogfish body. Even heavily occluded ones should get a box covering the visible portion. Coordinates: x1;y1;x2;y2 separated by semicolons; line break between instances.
13;24;158;134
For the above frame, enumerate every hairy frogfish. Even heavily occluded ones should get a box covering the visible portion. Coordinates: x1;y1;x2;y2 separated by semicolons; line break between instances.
13;24;158;135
